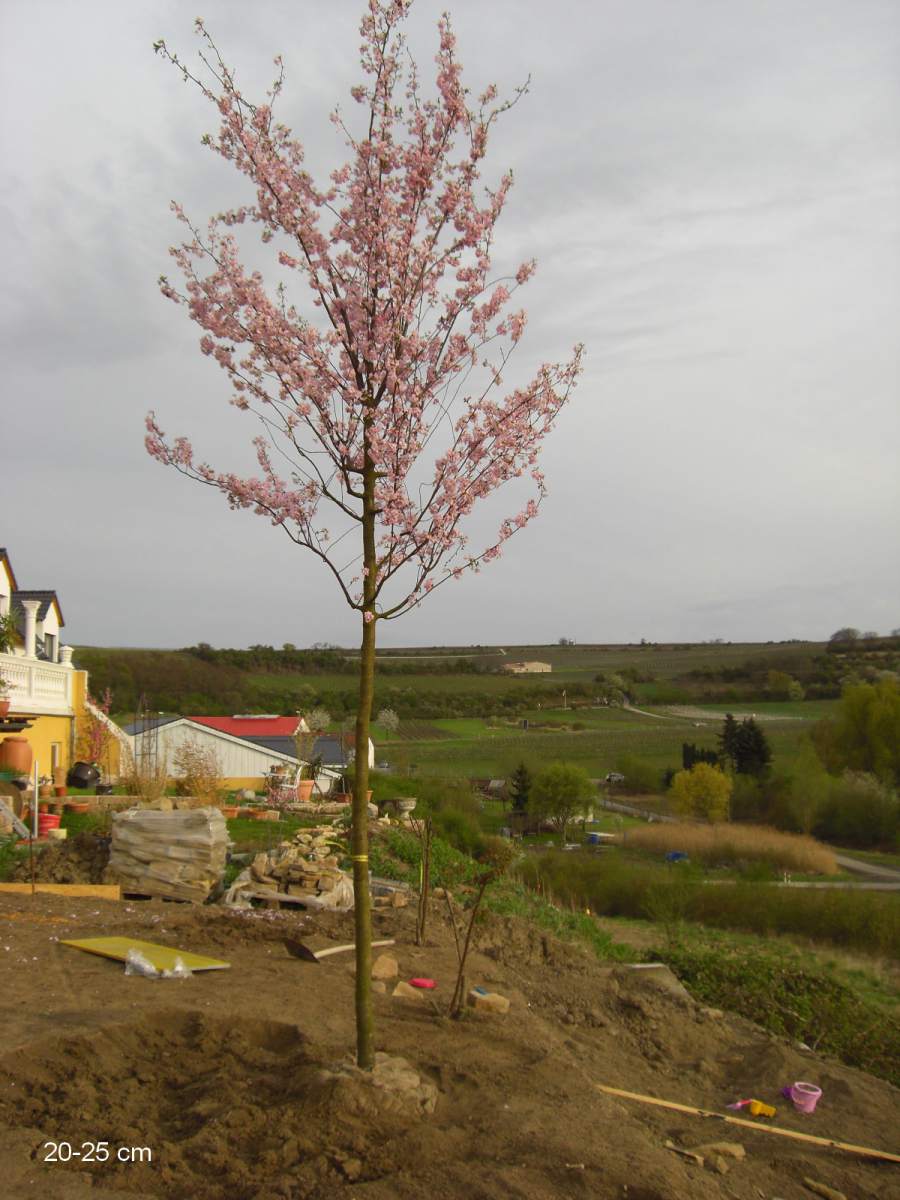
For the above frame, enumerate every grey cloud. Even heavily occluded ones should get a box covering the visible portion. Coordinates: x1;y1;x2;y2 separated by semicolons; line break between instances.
2;0;898;647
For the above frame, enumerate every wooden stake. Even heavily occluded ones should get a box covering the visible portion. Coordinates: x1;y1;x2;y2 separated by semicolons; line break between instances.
596;1085;900;1164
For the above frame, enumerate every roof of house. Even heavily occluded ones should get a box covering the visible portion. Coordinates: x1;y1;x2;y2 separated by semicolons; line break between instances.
119;716;300;764
189;715;304;738
313;736;348;767
0;549;19;591
12;590;65;627
241;735;300;758
120;715;182;735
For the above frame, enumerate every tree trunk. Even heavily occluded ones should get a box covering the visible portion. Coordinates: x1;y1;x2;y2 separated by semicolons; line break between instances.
352;612;376;1068
352;445;378;1069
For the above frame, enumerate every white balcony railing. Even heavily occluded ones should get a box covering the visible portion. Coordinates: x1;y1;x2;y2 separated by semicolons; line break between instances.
0;651;74;715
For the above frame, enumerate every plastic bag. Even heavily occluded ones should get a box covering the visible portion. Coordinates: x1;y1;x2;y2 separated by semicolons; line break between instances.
124;948;192;979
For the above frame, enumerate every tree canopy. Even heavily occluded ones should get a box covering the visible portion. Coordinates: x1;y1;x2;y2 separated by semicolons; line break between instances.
670;762;732;823
528;762;594;841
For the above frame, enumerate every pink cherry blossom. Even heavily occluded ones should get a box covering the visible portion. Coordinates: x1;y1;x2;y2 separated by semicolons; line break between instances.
150;0;583;622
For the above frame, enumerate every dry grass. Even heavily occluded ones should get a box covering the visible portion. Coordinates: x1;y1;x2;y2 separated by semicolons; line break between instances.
623;822;838;875
172;738;224;805
119;747;169;803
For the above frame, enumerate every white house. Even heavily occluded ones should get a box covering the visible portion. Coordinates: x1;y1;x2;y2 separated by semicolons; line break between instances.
120;715;339;793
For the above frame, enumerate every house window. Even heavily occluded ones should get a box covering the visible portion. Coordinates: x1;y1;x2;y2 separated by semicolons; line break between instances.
44;633;57;661
51;743;62;771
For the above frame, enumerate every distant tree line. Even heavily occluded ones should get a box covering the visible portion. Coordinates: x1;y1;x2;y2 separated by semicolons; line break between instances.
72;645;598;719
182;642;487;676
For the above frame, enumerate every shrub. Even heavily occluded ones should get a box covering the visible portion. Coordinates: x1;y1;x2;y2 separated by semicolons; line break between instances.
814;771;900;849
119;747;169;802
613;754;663;795
669;763;732;822
520;851;898;957
172;738;225;803
623;822;837;874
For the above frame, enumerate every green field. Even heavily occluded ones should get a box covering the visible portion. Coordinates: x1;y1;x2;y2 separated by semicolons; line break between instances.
371;701;835;779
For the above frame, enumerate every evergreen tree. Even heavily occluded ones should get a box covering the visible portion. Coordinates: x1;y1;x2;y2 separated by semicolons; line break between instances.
733;718;772;777
718;713;740;768
510;762;533;813
682;742;719;770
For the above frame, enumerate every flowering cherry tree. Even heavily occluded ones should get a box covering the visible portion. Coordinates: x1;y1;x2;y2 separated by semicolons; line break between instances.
150;0;582;1067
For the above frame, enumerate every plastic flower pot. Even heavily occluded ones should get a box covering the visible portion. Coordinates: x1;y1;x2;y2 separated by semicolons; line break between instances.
38;812;61;837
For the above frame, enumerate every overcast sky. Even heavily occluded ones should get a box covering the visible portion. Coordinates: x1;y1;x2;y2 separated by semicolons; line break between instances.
2;0;898;649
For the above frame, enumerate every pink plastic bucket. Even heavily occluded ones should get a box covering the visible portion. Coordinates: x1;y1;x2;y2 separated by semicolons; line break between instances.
789;1082;822;1113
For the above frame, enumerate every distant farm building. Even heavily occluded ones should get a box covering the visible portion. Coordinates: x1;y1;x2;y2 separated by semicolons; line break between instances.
502;661;552;674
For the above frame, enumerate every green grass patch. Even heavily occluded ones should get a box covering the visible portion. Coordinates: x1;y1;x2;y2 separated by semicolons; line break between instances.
225;815;316;851
521;851;900;958
486;880;635;962
657;939;900;1086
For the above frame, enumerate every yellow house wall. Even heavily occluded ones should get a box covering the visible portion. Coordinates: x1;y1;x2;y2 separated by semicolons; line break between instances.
10;670;119;781
18;713;75;780
226;776;267;791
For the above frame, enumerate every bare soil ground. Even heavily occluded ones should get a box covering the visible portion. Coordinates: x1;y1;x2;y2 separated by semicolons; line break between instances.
0;891;898;1200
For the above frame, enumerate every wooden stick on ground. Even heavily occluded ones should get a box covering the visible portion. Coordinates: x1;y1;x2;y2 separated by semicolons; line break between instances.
596;1085;900;1165
314;939;395;960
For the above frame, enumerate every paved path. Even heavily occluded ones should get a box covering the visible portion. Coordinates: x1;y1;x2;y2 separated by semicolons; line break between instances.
835;854;900;881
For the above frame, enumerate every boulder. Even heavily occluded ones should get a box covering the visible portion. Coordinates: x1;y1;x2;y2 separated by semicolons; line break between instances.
467;988;510;1015
372;953;399;981
393;980;427;1004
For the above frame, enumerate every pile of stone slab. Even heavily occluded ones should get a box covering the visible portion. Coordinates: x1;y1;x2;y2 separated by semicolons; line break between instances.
224;825;355;910
107;807;228;903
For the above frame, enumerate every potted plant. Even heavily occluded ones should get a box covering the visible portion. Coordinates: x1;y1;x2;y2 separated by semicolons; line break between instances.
0;675;11;719
93;763;113;795
297;755;321;803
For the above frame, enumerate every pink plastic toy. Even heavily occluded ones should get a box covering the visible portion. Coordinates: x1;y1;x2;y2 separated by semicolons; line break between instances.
408;977;436;989
787;1082;822;1113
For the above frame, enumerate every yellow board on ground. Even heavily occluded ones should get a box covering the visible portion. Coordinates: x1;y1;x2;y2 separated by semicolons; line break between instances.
0;883;121;900
61;937;230;972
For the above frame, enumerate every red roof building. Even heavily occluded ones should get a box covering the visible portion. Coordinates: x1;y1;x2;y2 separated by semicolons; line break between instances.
189;715;306;739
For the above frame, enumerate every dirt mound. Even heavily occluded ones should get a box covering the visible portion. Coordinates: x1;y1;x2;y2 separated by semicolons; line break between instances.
0;1011;435;1199
10;833;110;884
0;891;897;1200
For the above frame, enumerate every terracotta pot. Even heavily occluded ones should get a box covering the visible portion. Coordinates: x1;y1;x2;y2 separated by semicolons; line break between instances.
65;801;91;815
296;779;315;803
39;785;52;799
333;792;351;804
0;699;10;718
54;785;67;798
220;805;239;819
38;802;49;813
0;736;32;774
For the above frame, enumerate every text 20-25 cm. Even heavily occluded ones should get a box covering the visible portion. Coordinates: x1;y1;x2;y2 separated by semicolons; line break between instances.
43;1141;152;1164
